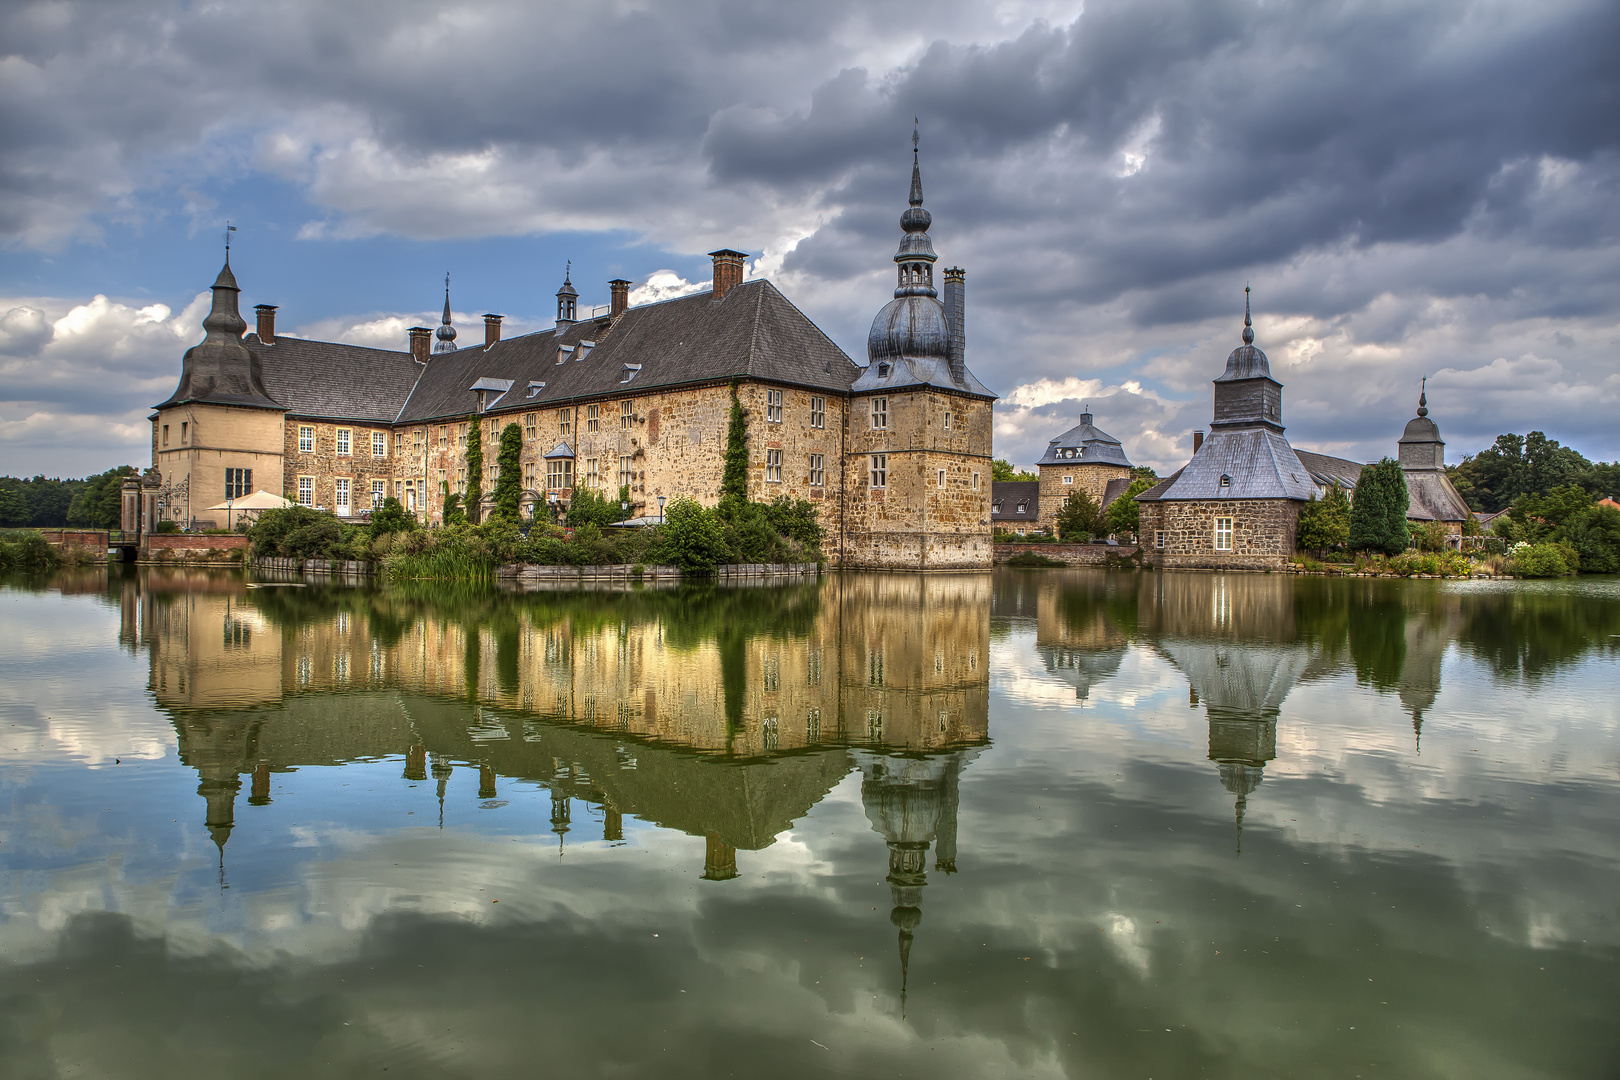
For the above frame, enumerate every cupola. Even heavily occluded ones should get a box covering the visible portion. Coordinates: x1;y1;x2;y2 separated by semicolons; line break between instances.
433;274;458;354
556;263;578;326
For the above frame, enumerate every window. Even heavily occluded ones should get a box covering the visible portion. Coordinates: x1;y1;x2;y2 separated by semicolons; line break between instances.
488;463;498;484
619;364;641;384
1063;475;1073;485
621;401;634;429
372;480;385;508
558;408;571;436
556;345;572;365
1155;530;1165;549
162;424;169;446
585;458;599;487
335;428;351;455
1214;517;1234;551
871;396;888;429
587;404;599;433
809;453;824;487
548;459;573;490
298;477;314;506
394;480;402;497
943;410;952;431
523;462;535;489
992;500;1003;514
766;449;782;483
181;421;188;443
438;426;448;447
458;424;468;448
413;429;423;448
972;472;981;490
766;389;782;422
335;478;351;514
1016;500;1029;514
372;431;387;458
937;469;946;486
1219;474;1232;489
299;426;314;453
525;413;537;440
618;456;634;490
810;396;825;429
224;468;252;500
870;453;887;488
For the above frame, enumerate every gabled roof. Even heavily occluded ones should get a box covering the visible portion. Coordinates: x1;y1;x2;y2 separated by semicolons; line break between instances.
1293;449;1365;490
1405;471;1473;522
1100;476;1133;509
990;480;1040;522
1141;429;1319;502
397;279;862;424
247;334;422;423
1135;468;1183;502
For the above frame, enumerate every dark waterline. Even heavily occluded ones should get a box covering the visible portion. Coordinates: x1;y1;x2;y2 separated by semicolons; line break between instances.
2;566;1618;1078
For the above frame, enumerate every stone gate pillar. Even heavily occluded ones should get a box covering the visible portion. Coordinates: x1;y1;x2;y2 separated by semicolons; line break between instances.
120;477;142;533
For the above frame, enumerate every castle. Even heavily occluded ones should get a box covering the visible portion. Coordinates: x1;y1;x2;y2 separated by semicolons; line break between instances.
150;143;997;569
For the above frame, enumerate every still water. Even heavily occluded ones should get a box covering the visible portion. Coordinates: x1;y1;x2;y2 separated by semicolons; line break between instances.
2;566;1618;1078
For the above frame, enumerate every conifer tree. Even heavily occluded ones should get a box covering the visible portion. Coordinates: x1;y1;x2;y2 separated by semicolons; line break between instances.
1055;486;1104;541
1349;458;1410;555
493;423;523;521
1296;485;1351;552
465;414;483;524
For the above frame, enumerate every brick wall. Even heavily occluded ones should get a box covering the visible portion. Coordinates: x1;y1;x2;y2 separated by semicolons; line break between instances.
39;529;108;548
146;533;249;551
1139;498;1300;569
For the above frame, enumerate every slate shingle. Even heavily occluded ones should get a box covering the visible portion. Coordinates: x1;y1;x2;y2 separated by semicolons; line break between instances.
247;333;422;424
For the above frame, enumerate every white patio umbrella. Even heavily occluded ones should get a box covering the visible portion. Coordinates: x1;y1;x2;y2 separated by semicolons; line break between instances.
203;489;293;530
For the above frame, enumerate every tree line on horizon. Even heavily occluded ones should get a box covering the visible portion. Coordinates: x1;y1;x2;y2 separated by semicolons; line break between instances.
0;467;136;530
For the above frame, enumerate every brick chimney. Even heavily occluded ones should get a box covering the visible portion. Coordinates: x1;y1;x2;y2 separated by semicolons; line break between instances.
484;314;503;349
708;249;747;301
609;278;632;319
254;304;277;345
1193;430;1205;453
409;326;432;363
942;267;965;386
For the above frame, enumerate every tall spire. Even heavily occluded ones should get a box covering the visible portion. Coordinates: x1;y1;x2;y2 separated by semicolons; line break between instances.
909;117;924;206
893;121;937;299
434;273;458;353
1242;285;1254;345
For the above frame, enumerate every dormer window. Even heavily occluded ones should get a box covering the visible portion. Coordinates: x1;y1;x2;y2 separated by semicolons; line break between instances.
877;362;890;377
577;340;595;360
1219;474;1232;489
526;381;545;399
557;345;574;365
619;363;641;384
992;501;1003;514
1016;501;1028;514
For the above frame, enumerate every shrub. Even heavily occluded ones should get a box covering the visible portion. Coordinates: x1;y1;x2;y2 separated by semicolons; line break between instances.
1055;487;1103;541
1416;520;1451;552
369;496;419;538
566;485;626;528
1509;542;1572;577
154;519;180;534
0;531;58;571
658;496;729;572
1102;477;1154;538
1350;458;1411;555
493;423;523;521
250;506;346;559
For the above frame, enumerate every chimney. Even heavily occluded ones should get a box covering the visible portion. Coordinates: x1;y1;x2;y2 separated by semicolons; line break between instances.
408;326;432;363
943;267;966;386
254;304;277;345
708;249;747;301
609;278;632;319
484;314;503;349
1193;429;1205;453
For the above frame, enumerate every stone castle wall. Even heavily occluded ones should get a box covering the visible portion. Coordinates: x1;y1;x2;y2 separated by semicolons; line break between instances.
1036;462;1130;526
1140;498;1300;570
282;417;396;517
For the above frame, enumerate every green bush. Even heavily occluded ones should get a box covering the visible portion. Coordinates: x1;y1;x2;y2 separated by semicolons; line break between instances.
565;486;626;528
1509;542;1572;577
0;530;58;571
369;496;419;539
1055;487;1103;541
1350;458;1411;555
658;496;729;572
154;519;180;534
249;506;355;561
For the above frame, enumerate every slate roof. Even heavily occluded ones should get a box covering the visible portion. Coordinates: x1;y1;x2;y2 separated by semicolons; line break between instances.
1404;470;1473;522
1293;449;1365;490
1100;476;1133;509
246;333;423;423
1139;429;1320;502
397;279;864;424
1036;413;1132;467
990;481;1040;523
848;351;996;399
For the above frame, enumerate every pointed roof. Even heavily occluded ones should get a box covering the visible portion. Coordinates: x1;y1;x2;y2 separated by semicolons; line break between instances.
1035;409;1132;467
157;260;285;411
1143;428;1320;501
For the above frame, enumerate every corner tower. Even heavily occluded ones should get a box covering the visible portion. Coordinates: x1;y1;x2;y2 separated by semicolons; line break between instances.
843;125;998;570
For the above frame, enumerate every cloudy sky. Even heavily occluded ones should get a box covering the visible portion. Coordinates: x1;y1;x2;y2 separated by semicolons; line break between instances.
2;0;1617;478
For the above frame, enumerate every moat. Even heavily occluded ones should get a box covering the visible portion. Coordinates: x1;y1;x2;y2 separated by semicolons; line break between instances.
2;567;1617;1078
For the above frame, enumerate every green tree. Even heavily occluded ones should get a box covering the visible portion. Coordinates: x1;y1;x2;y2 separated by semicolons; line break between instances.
992;459;1037;482
66;466;138;528
465;414;484;524
493;423;523;521
0;485;29;527
657;496;729;572
1296;486;1351;553
368;496;419;539
442;485;465;526
721;387;749;500
1055;487;1103;541
1102;477;1154;538
1449;431;1594;512
1349;458;1411;555
565;485;626;528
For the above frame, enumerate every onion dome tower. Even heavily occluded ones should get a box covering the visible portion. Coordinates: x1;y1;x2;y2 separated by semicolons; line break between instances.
158;259;283;410
866;125;949;368
1211;286;1283;432
433;274;458;354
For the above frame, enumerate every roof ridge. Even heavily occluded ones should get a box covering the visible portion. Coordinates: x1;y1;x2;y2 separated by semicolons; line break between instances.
744;279;766;377
251;332;412;357
753;279;858;373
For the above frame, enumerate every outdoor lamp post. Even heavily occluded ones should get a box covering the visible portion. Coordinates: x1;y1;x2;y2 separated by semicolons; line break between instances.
657;495;666;523
226;494;233;533
621;498;629;518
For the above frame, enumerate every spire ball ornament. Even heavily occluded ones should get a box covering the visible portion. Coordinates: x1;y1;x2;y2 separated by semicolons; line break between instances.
434;272;458;353
1242;285;1254;346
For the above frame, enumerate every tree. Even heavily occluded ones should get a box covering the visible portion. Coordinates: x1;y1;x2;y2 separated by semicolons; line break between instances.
992;459;1036;482
1449;431;1593;512
721;387;748;500
465;414;484;524
566;485;625;528
1054;487;1103;541
657;496;729;572
1349;458;1411;555
441;485;465;526
66;466;138;528
369;496;419;539
0;485;29;527
493;423;523;521
1102;477;1154;538
1296;486;1351;552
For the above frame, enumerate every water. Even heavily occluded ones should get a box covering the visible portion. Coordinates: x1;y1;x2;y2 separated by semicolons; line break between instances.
2;566;1618;1079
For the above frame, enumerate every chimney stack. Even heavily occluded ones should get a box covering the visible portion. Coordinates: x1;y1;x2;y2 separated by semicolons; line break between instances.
609;279;632;319
1193;430;1205;453
484;314;503;349
408;326;432;363
943;267;966;386
254;304;277;345
708;249;747;301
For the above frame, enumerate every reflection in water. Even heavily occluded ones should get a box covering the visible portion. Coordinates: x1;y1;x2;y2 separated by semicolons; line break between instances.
3;565;1618;1077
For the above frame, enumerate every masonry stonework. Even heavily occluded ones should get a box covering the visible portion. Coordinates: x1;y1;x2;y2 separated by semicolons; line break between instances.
1037;462;1130;526
1140;498;1300;570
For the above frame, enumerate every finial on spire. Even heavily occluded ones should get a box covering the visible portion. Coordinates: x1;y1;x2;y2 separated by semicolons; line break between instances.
224;221;236;264
908;119;924;208
1417;376;1428;417
1242;285;1254;346
434;272;458;352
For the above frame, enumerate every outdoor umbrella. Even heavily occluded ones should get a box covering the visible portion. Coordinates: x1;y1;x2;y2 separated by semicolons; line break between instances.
204;488;293;530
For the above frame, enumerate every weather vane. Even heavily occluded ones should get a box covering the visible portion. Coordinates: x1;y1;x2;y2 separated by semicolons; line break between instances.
224;220;236;261
913;117;919;155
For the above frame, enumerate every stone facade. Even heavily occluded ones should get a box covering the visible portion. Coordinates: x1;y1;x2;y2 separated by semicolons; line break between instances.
281;417;395;517
1037;461;1130;526
1139;498;1300;570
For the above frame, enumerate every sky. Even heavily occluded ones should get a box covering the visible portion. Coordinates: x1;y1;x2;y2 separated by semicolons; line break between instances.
1;0;1617;479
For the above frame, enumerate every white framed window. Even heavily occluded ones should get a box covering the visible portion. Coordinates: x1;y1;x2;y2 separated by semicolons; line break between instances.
618;455;634;490
766;449;782;482
810;396;825;429
1063;475;1073;485
335;428;351;456
558;408;572;436
298;426;314;453
548;459;573;490
992;500;1003;514
372;480;385;507
298;476;314;506
335;478;351;515
1155;530;1166;549
621;401;634;429
458;424;468;448
1214;517;1234;551
523;462;535;489
413;428;423;448
943;410;952;431
524;413;537;440
372;431;387;458
870;453;887;488
972;472;981;491
586;458;599;487
587;404;599;433
871;396;888;429
766;389;783;422
937;469;946;486
438;425;448;447
809;453;824;486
